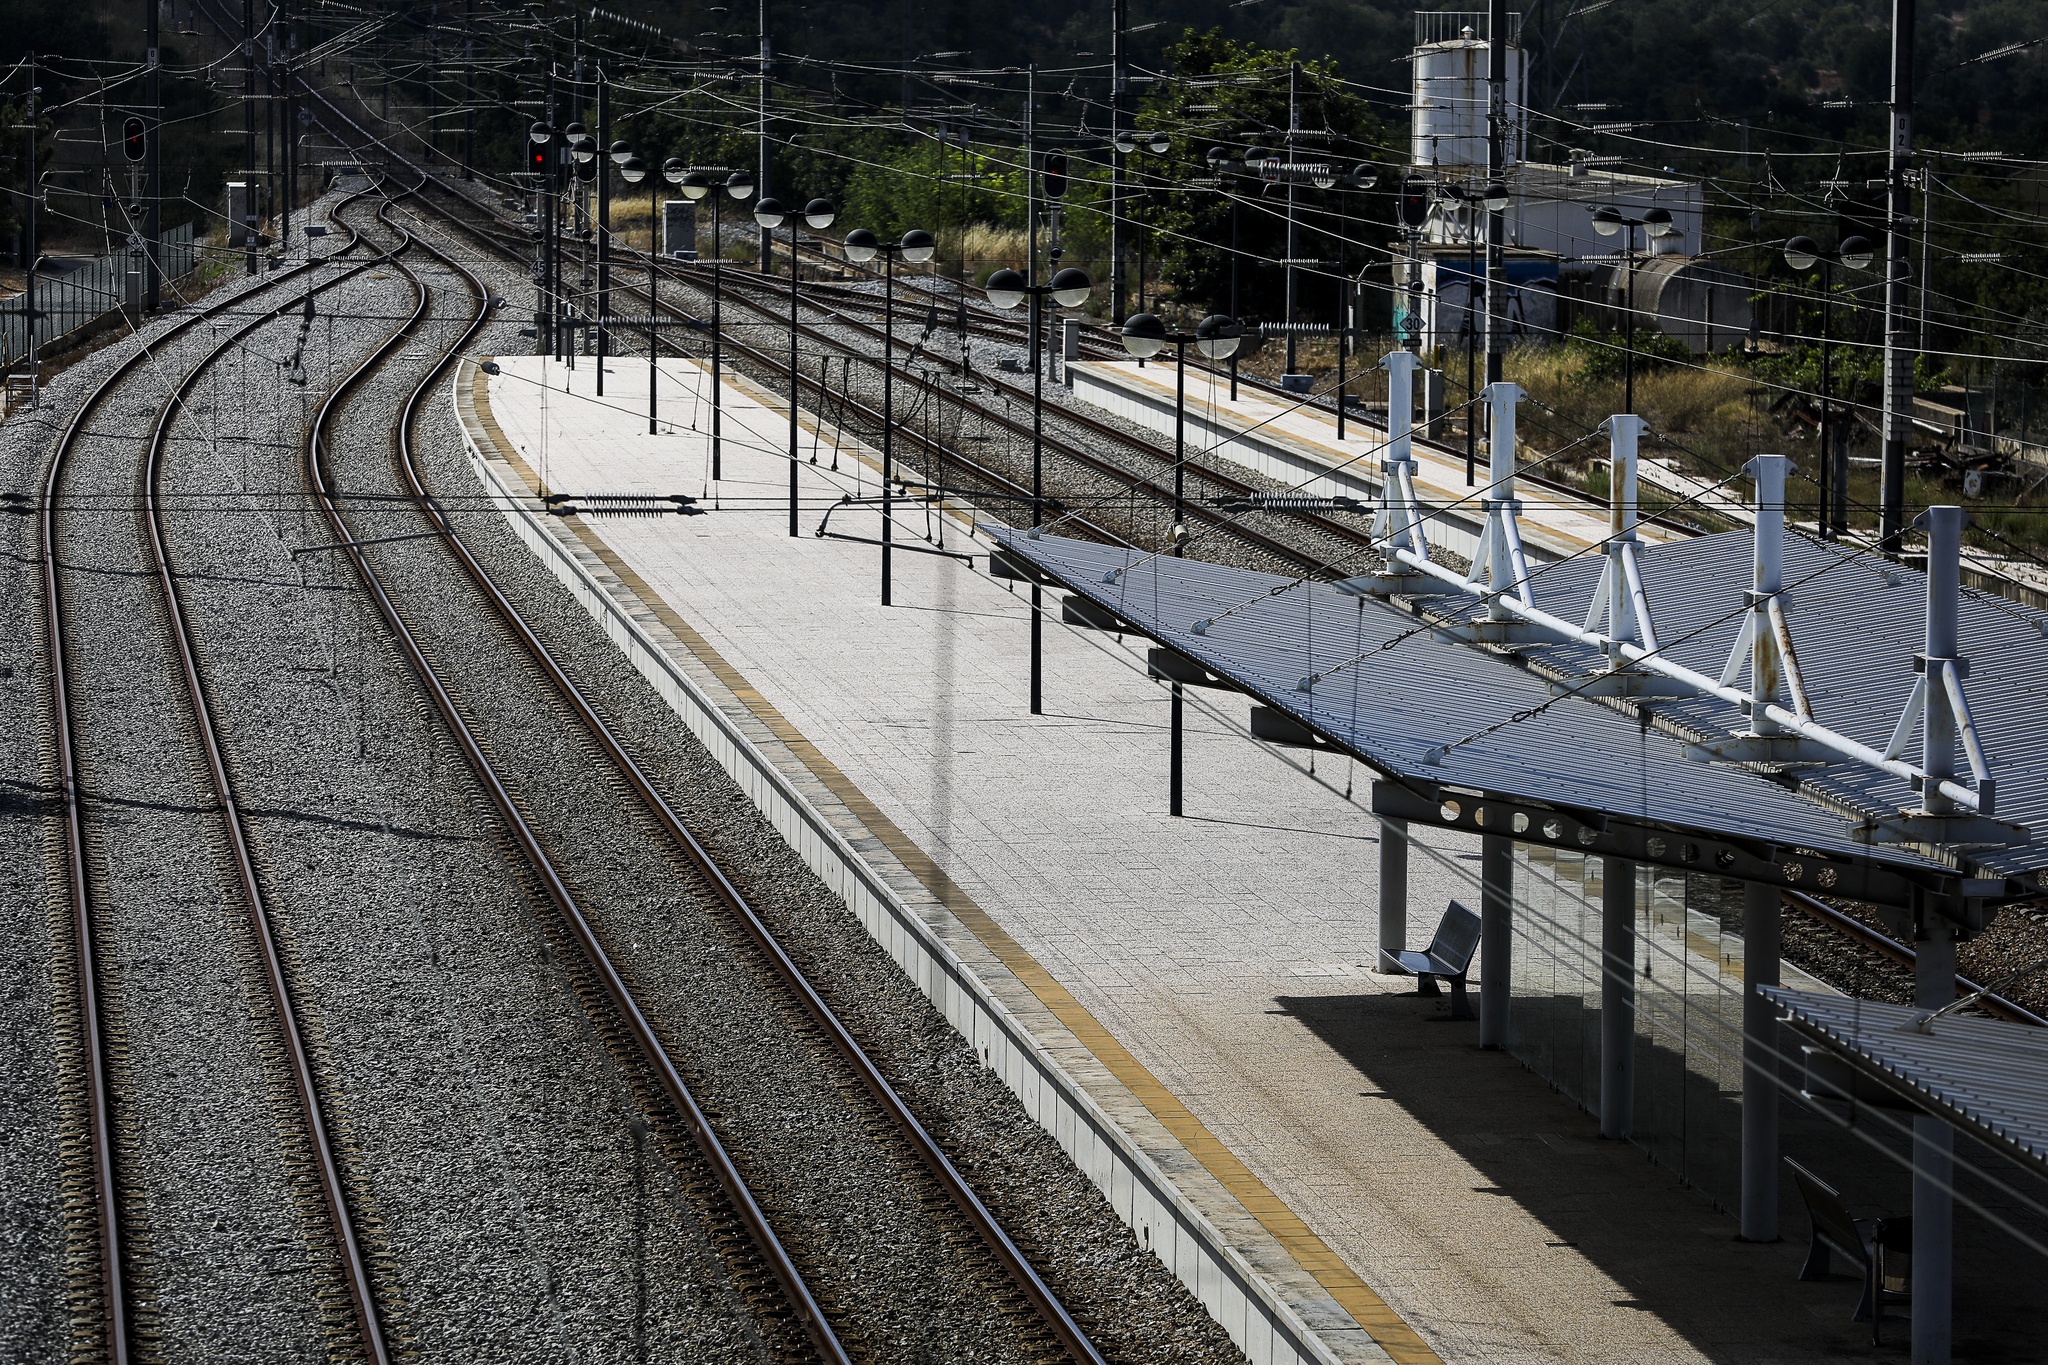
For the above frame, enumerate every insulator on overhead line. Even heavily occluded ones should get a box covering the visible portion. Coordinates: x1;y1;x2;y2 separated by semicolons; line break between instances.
1211;492;1365;514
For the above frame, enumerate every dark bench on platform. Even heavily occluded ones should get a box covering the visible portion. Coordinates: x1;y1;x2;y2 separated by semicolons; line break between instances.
1786;1156;1912;1343
1392;900;1481;1021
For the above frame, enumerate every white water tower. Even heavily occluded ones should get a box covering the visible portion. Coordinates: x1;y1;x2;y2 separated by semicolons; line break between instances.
1411;11;1526;170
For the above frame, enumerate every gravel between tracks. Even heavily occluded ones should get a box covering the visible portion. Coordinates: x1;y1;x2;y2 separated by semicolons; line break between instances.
392;187;1253;1364
0;216;385;1362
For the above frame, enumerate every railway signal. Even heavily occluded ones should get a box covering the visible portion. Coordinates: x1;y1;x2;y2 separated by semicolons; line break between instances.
122;116;146;161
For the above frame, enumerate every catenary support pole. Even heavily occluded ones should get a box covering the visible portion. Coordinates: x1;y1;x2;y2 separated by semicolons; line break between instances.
1599;857;1635;1139
712;194;724;479
1378;812;1409;973
144;0;162;310
1479;833;1512;1049
244;0;255;274
1484;0;1506;388
881;248;895;605
1879;0;1917;553
788;216;800;535
595;71;609;397
1740;879;1781;1242
1109;0;1126;324
1169;339;1187;816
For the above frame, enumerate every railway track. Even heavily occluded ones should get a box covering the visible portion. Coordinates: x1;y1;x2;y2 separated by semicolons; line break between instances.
313;173;1112;1362
41;191;400;1365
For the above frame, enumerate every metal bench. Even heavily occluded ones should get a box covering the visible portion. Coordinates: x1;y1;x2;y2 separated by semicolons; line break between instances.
1392;900;1481;1021
1785;1156;1912;1343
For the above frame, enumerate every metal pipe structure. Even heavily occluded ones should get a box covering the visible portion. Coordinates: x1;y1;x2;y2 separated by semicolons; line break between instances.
1740;878;1781;1242
1355;358;1997;818
1879;0;1917;553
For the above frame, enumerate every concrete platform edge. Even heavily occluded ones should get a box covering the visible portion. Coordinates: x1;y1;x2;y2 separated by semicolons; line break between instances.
451;360;1403;1365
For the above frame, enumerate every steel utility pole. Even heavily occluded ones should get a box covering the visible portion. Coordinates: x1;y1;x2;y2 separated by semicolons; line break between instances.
1878;0;1916;553
1483;0;1506;387
1283;62;1299;376
144;0;162;308
463;0;475;178
757;4;773;272
595;68;609;396
1026;65;1038;375
1109;0;1126;323
244;0;256;273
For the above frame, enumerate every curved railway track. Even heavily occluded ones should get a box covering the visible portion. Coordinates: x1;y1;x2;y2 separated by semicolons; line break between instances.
42;191;399;1365
309;173;1112;1362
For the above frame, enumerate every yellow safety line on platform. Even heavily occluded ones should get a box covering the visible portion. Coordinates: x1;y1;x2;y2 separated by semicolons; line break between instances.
469;364;1441;1365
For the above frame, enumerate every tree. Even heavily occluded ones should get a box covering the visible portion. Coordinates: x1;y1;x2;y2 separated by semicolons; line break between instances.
1137;31;1388;327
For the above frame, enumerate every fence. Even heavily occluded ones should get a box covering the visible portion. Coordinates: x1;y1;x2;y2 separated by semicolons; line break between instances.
1;225;200;371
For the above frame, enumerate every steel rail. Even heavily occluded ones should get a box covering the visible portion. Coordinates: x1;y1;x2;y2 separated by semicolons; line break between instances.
378;186;1113;1365
37;195;376;1365
318;190;854;1364
139;244;398;1364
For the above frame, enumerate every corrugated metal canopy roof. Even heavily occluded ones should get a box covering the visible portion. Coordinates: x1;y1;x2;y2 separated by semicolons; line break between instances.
1512;529;2048;878
1762;986;2048;1178
990;529;1960;889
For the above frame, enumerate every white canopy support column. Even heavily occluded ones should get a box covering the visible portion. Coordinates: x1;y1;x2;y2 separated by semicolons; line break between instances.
1371;350;1429;566
1914;915;1957;1365
1377;800;1410;974
1740;879;1781;1242
1584;415;1651;665
1599;855;1636;1140
1471;381;1531;617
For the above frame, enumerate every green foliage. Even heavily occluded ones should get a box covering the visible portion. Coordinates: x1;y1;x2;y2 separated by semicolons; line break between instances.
1138;31;1387;325
1563;317;1692;382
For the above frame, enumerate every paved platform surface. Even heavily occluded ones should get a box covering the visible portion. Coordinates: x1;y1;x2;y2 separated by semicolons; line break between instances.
476;353;2026;1365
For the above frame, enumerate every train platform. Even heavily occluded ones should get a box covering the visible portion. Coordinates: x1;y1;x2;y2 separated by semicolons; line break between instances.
463;352;1989;1365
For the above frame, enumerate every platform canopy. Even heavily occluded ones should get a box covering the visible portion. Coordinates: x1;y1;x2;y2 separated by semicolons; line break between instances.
1763;986;2048;1179
987;527;2048;913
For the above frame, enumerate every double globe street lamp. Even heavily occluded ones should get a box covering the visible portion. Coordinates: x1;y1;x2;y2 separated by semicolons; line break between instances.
750;194;838;535
1589;203;1676;414
983;264;1094;715
841;227;936;606
1118;311;1243;819
1783;232;1874;539
675;167;758;478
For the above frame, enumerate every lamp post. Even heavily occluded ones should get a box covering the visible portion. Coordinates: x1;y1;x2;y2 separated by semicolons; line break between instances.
841;227;936;606
1119;311;1244;817
617;152;663;432
529;120;556;355
753;195;838;536
1442;178;1511;483
675;167;756;479
592;121;628;396
1589;204;1676;416
1783;233;1874;539
1115;129;1172;321
985;265;1096;715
